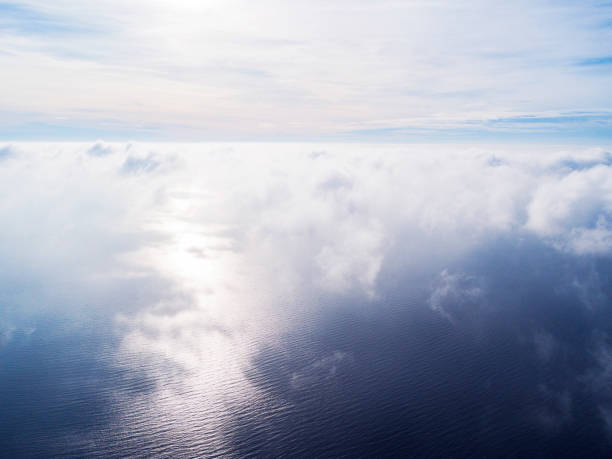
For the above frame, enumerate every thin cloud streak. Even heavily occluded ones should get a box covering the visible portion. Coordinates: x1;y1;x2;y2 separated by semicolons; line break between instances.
1;1;612;139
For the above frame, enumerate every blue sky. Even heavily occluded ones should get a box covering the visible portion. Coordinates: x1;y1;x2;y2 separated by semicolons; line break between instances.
1;0;612;142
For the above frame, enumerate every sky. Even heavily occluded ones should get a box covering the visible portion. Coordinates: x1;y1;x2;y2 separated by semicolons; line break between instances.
1;0;612;141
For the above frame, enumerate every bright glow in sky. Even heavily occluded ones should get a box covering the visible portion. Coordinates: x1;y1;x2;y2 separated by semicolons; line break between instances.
1;0;612;140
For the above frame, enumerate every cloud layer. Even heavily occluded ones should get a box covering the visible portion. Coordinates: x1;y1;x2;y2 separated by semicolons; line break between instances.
0;142;611;455
1;1;612;139
0;141;609;344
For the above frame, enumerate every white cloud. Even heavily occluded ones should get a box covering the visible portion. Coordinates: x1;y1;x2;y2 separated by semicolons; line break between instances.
315;228;383;298
87;140;115;156
526;164;612;254
0;142;610;373
2;1;612;137
0;144;18;159
120;153;161;174
428;269;483;321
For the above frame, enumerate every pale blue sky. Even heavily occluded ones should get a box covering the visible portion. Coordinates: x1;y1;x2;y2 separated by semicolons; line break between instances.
1;0;612;141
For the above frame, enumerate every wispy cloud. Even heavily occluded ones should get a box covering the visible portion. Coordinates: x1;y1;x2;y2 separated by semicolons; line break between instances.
577;56;612;66
1;1;612;140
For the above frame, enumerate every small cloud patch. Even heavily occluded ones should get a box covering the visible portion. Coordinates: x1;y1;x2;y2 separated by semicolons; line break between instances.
87;141;114;157
120;153;160;175
0;144;18;160
428;269;483;322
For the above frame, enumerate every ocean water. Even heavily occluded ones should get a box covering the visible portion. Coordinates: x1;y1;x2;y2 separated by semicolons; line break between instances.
0;143;611;457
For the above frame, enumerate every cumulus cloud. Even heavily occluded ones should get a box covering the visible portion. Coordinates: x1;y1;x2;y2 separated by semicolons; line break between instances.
0;142;610;370
525;163;612;254
315;222;384;298
120;153;161;174
87;140;114;157
569;266;608;309
0;144;18;160
428;269;483;321
554;152;612;172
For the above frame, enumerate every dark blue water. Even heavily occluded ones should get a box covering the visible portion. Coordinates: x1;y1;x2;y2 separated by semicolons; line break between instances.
1;237;611;458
